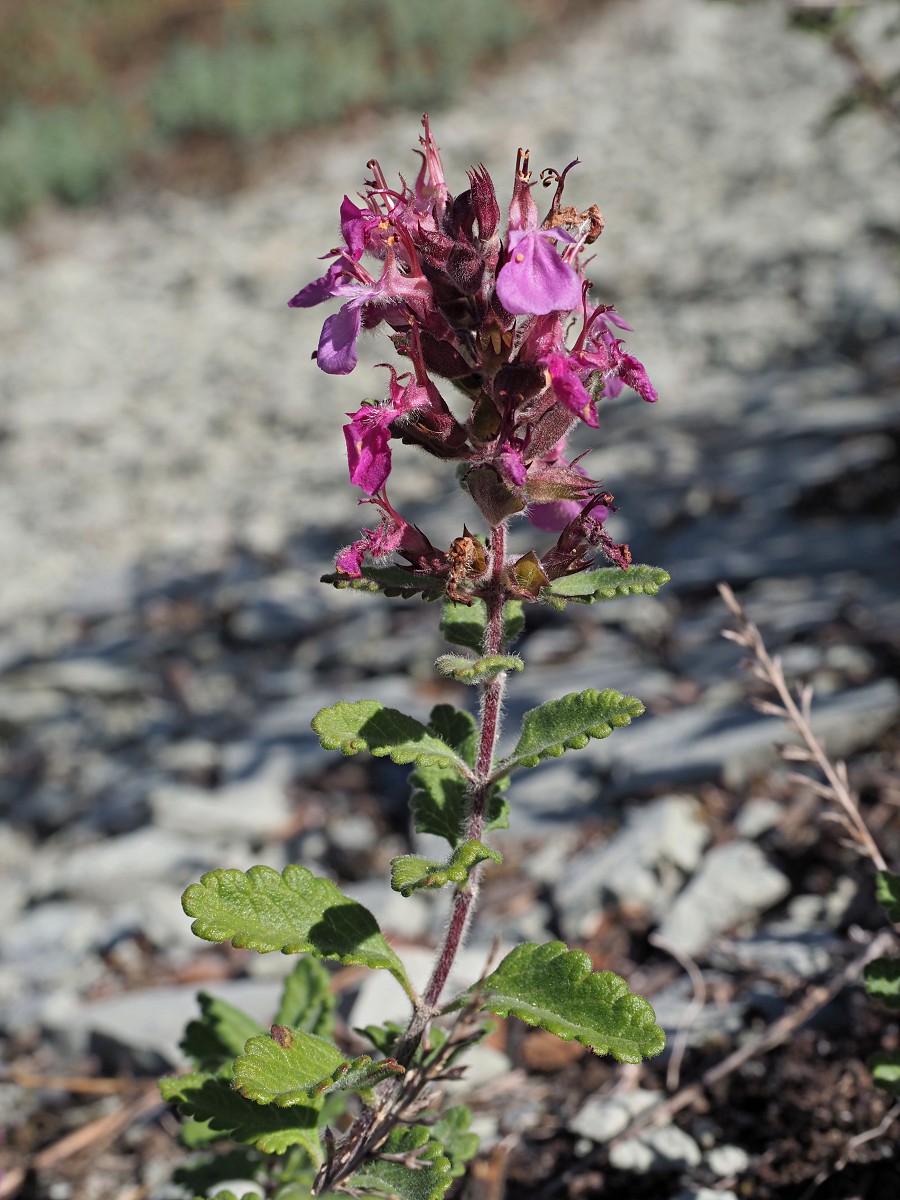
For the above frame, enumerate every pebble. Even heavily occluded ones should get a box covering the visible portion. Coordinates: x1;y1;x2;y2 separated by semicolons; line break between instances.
706;1144;751;1177
555;796;709;937
655;841;791;956
609;1124;703;1174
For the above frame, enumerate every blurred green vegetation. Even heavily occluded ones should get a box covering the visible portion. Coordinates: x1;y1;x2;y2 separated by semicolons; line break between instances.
0;0;553;225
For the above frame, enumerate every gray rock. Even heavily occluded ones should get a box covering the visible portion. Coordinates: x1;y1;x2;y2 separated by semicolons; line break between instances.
151;752;294;839
43;978;285;1070
672;1191;738;1200
609;1124;702;1173
569;1088;660;1143
655;841;791;956
706;1143;751;1176
735;798;782;839
555;796;709;938
52;827;250;904
649;975;746;1047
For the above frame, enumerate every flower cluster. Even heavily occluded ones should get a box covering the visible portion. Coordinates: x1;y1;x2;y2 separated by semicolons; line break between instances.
290;117;658;601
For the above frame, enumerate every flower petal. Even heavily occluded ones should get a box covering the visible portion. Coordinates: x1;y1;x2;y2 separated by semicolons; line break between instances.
496;230;582;316
317;302;363;374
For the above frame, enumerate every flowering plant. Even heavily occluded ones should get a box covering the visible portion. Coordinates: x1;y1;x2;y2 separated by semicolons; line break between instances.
163;118;670;1200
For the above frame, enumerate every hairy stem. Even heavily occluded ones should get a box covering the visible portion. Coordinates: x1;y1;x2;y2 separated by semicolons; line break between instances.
393;522;509;1060
316;525;511;1193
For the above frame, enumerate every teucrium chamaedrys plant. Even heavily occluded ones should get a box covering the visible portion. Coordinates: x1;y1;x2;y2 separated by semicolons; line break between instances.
162;118;670;1199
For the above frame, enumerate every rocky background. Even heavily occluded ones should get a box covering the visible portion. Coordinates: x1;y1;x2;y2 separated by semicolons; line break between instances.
1;1;899;1197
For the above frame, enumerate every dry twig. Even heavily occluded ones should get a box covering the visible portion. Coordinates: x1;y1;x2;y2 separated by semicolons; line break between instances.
717;581;887;872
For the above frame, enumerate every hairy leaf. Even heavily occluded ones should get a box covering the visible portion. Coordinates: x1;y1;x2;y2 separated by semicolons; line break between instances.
498;689;645;773
869;1050;900;1096
435;653;523;685
410;706;508;847
322;565;448;600
182;865;412;997
391;840;502;897
450;941;665;1064
312;700;469;773
864;956;900;1010
275;958;336;1037
160;1072;323;1160
347;1125;453;1200
541;564;671;609
440;599;525;653
431;1106;480;1178
234;1026;403;1106
180;992;265;1073
410;766;508;848
875;871;900;923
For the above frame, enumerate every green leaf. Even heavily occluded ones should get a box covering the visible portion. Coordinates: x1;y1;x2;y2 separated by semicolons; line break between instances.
321;565;448;600
410;767;509;848
408;704;508;848
275;957;337;1037
312;700;470;773
160;1072;324;1160
440;599;524;653
356;1020;405;1057
234;1025;404;1106
498;689;645;773
864;956;900;1010
541;564;671;609
450;941;665;1065
390;840;503;897
435;653;523;685
180;992;265;1073
347;1125;453;1200
182;864;412;998
431;1106;480;1178
875;871;900;923
869;1050;900;1096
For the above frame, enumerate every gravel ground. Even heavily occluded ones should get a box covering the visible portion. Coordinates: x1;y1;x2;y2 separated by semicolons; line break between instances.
1;1;899;1198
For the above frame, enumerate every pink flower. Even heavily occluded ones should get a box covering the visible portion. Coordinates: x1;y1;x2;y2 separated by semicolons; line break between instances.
496;228;581;316
541;351;599;428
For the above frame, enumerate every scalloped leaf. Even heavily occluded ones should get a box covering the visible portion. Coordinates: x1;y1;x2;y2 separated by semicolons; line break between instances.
321;565;448;600
390;840;503;898
435;653;524;685
275;957;337;1037
347;1125;453;1200
869;1050;900;1096
160;1072;323;1160
431;1106;480;1179
497;688;645;773
312;700;469;773
409;705;508;847
182;865;412;998
450;941;665;1065
541;564;671;609
440;599;525;653
233;1026;403;1106
875;871;900;923
180;992;265;1073
864;956;900;1010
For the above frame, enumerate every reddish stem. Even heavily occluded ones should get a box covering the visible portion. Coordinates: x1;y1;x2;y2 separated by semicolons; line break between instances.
396;522;509;1055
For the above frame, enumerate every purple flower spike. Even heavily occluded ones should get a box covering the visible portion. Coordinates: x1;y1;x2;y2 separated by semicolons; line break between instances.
542;352;599;428
496;229;582;317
